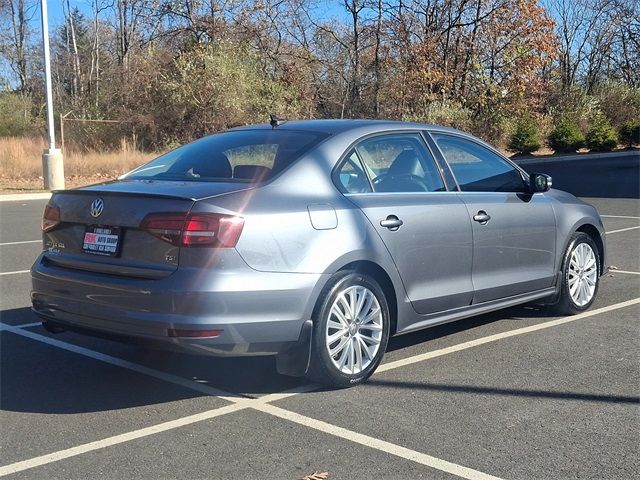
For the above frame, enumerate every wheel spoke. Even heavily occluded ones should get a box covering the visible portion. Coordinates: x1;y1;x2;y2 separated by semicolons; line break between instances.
569;278;580;297
362;306;381;325
584;256;596;270
337;294;351;320
328;318;345;331
331;308;349;327
360;323;383;332
358;330;380;344
337;340;350;369
358;293;374;321
582;281;591;305
327;328;347;344
568;273;578;287
356;335;373;361
570;259;580;271
354;288;368;319
348;337;356;373
353;337;363;372
348;288;357;319
330;335;350;357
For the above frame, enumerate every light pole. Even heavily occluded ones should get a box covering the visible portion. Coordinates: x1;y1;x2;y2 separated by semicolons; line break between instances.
40;0;64;190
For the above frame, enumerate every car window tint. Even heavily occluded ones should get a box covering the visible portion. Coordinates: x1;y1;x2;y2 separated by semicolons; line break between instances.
125;130;327;183
355;134;445;193
433;134;526;192
338;151;373;193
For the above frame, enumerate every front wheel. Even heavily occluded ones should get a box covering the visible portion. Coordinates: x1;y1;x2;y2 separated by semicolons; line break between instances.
307;271;390;387
551;232;600;315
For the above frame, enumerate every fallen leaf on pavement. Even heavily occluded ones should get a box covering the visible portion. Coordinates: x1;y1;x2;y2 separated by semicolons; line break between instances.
301;472;329;480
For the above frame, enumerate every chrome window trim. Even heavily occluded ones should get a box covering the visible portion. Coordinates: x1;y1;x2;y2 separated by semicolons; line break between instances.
428;131;530;194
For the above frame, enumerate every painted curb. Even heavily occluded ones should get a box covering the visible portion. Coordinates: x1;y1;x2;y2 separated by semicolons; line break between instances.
0;193;52;202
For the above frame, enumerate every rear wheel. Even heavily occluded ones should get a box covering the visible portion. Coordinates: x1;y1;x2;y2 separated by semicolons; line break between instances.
307;271;390;387
551;232;600;315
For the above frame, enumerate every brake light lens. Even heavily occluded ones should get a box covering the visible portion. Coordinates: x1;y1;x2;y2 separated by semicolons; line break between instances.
140;212;244;248
139;213;185;245
42;205;61;232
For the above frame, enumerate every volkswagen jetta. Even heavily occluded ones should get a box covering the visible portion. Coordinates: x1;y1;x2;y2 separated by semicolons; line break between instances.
31;120;606;387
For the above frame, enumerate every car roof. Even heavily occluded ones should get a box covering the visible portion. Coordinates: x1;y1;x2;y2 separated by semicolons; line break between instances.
230;119;468;136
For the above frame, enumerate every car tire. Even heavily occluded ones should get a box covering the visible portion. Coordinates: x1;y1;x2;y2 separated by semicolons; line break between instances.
307;271;390;388
551;232;600;315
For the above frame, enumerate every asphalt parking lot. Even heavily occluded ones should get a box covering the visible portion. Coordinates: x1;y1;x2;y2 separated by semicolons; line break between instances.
1;167;639;478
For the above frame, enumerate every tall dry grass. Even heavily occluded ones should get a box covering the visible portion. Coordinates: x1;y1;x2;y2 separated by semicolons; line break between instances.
0;136;158;183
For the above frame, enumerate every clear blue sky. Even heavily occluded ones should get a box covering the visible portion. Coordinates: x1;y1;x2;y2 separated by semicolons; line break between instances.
41;0;347;29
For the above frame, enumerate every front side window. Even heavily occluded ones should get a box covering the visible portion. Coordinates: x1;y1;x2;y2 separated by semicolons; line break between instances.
125;130;328;183
354;134;445;193
432;134;526;192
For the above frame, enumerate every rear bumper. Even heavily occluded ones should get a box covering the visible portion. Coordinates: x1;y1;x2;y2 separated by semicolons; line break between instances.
31;252;328;356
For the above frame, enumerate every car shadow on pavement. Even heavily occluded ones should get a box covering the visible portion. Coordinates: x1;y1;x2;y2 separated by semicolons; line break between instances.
0;304;563;415
386;303;553;353
363;379;639;405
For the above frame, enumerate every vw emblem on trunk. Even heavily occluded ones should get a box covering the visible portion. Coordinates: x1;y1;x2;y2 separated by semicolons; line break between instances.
90;198;104;218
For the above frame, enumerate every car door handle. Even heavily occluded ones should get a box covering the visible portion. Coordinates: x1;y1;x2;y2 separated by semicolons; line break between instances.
380;215;403;231
473;211;491;224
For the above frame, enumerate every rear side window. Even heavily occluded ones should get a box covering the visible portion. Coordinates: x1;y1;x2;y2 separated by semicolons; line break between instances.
125;130;327;183
354;134;446;193
432;134;526;192
338;151;373;193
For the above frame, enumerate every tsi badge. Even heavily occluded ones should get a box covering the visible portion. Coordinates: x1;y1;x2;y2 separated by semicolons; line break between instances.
90;198;104;218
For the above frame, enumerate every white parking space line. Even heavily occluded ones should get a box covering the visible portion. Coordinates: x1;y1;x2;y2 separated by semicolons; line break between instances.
13;322;41;328
0;270;29;276
2;298;639;479
601;215;640;219
0;323;242;402
0;403;247;477
606;226;640;234
256;403;502;480
377;297;640;374
611;270;640;275
0;240;41;246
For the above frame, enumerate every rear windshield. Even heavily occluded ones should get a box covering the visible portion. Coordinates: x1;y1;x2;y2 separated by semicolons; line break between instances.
124;129;328;183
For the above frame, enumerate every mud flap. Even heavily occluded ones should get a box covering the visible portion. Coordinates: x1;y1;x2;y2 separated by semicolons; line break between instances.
42;320;66;334
275;320;313;377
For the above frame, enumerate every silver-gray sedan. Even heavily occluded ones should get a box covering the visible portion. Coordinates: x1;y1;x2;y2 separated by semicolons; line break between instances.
31;120;606;387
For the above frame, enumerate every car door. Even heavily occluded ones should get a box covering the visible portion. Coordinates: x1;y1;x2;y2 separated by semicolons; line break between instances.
429;132;557;304
337;132;474;314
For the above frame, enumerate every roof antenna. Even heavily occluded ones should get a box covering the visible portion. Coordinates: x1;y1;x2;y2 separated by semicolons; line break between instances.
270;114;285;128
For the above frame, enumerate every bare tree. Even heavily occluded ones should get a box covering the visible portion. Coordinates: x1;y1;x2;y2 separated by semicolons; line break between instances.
0;0;36;93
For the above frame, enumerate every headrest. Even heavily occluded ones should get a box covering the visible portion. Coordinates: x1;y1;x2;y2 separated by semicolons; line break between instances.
192;153;232;178
388;150;422;176
233;165;271;181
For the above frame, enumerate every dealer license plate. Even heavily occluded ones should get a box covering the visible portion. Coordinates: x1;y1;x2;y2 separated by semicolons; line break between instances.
82;226;121;257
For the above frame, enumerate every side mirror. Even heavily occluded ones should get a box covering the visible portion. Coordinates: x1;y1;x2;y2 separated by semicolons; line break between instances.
529;173;552;193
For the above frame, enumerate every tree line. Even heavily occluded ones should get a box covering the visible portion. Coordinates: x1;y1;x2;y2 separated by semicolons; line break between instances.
1;0;639;152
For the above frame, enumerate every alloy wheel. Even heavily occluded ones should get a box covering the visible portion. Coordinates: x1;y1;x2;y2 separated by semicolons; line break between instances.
325;285;383;374
568;242;598;307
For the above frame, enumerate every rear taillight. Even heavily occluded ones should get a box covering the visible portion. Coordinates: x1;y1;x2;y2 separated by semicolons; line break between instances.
139;213;185;246
140;212;244;248
42;205;61;232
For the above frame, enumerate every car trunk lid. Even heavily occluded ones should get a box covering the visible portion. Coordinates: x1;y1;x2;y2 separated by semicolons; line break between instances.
42;180;252;278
